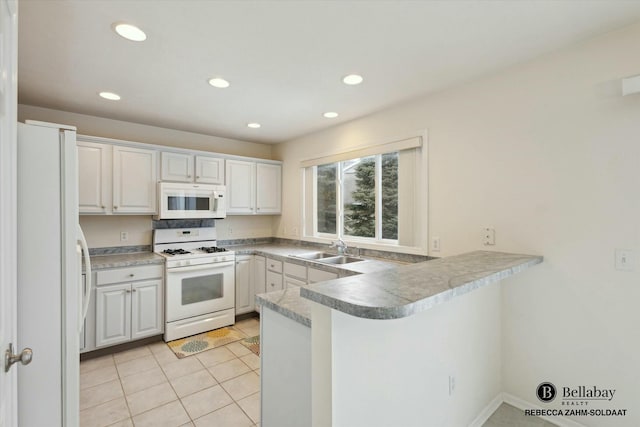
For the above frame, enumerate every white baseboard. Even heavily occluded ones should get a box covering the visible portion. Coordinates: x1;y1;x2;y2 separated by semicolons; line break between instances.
468;393;505;427
503;393;586;427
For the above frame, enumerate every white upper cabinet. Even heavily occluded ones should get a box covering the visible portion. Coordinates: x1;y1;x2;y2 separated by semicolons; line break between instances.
226;159;256;214
195;156;224;184
161;152;224;184
112;146;158;214
226;159;281;215
78;140;111;213
161;152;194;182
256;163;282;214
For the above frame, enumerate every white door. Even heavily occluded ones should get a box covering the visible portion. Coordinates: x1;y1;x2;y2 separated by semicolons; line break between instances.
77;140;111;213
225;160;255;214
255;163;282;214
95;284;131;348
131;280;163;340
0;1;18;425
195;156;224;184
161;152;193;182
112;145;158;214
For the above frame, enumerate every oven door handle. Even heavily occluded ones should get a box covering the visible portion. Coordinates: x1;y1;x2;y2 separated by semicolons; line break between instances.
168;261;235;273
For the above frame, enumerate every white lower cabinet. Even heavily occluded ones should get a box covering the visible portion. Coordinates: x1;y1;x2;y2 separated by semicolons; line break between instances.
266;270;283;292
95;265;163;348
284;276;306;289
308;267;338;283
235;255;254;315
254;256;266;294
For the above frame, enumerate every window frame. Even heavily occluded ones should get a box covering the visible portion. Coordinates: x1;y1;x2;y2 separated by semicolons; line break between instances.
313;151;399;245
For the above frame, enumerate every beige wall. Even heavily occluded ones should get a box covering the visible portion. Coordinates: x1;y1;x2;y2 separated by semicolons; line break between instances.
18;104;277;247
274;21;640;426
18;104;273;158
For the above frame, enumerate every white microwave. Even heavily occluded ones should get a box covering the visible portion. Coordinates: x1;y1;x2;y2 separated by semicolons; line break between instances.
156;182;226;219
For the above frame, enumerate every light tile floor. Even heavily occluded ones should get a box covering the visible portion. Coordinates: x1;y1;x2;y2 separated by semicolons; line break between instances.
82;318;551;427
80;318;261;427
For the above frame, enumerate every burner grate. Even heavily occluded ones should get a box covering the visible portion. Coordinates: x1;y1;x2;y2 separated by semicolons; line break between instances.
163;249;192;256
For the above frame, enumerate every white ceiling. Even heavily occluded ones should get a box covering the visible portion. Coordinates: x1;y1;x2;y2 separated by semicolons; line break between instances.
18;1;640;144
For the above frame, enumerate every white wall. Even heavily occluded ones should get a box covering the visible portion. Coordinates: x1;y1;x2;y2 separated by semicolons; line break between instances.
313;282;501;427
17;105;277;247
276;21;640;426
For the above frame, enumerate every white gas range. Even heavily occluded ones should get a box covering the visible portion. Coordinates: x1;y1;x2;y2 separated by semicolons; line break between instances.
153;227;236;341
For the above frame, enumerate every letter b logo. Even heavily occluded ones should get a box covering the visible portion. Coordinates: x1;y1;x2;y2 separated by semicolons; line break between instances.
536;382;557;403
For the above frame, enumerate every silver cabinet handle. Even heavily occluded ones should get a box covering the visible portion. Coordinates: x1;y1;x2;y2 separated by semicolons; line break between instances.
101;205;106;209
129;274;135;277
132;289;137;292
4;343;33;372
187;175;192;178
196;176;200;179
126;289;131;293
114;206;118;210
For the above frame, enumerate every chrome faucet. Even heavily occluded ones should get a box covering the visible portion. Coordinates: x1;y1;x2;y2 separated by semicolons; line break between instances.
331;239;348;255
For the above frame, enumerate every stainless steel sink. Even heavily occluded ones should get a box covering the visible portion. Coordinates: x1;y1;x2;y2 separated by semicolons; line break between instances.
291;252;336;260
317;255;365;265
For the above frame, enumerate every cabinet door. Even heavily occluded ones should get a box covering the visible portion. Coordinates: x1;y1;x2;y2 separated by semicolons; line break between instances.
195;156;224;184
161;152;193;182
95;283;131;347
256;163;282;214
131;280;163;340
254;256;266;295
112;146;158;213
225;160;255;214
235;255;254;315
77;141;111;213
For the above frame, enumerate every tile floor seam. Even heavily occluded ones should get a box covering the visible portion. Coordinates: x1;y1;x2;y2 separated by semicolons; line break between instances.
236;390;260;424
159;362;195;425
190;401;237;424
113;353;135;423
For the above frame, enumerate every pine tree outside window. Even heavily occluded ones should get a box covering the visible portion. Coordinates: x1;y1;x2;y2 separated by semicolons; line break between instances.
314;152;399;243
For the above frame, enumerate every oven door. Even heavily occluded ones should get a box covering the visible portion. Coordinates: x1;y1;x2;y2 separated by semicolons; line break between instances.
166;261;235;322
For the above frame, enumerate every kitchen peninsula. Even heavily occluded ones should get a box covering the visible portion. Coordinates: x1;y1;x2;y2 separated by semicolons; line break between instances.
257;251;543;427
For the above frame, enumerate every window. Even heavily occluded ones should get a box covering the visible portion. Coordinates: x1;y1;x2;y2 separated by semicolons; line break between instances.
302;135;423;248
314;152;399;243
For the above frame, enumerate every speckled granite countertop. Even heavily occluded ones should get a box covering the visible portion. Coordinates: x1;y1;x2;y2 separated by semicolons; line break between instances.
229;243;404;276
299;251;542;320
257;288;312;327
88;252;165;270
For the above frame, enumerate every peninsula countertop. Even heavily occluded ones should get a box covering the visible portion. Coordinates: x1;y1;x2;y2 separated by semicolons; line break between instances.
300;250;543;320
257;250;542;326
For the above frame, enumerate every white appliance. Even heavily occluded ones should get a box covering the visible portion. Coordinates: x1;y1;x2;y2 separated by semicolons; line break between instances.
153;227;235;341
17;121;92;427
156;182;226;219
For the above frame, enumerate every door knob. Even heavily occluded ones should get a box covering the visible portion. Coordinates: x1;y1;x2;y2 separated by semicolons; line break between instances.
4;343;33;372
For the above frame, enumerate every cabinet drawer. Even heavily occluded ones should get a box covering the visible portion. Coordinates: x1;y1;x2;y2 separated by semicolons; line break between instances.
308;268;338;284
97;265;163;286
266;270;283;292
284;262;307;281
266;258;283;273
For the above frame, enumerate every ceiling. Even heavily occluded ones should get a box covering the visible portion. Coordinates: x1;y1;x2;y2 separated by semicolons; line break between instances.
18;1;640;144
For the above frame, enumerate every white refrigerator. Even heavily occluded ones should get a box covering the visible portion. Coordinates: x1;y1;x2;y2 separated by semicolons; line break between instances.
17;120;92;427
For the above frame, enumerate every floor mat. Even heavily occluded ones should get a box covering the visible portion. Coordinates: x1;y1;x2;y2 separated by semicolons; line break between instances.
167;327;247;358
240;335;260;356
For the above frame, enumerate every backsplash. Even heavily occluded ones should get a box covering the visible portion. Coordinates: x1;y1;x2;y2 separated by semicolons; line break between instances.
152;219;215;229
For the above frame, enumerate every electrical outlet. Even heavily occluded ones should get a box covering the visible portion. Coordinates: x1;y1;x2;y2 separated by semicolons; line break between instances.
448;375;456;396
483;227;495;245
292;227;299;237
227;226;233;236
120;231;128;242
615;249;634;271
432;237;441;252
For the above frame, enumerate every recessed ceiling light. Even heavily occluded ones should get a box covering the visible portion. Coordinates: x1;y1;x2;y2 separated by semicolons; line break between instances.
247;123;261;129
342;74;363;85
323;112;339;118
113;23;147;42
99;92;121;101
208;78;230;88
